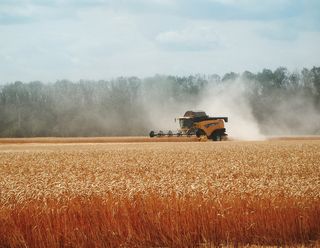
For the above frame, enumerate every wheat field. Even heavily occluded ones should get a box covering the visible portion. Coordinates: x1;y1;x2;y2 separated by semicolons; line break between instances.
0;139;319;247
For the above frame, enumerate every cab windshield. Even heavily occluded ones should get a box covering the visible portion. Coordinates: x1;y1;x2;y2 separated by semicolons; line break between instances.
179;118;193;128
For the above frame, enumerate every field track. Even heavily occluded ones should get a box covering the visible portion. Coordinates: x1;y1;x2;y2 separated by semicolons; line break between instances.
0;136;199;144
1;135;320;144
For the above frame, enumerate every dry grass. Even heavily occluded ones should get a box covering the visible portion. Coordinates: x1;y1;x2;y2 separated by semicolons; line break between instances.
0;139;319;247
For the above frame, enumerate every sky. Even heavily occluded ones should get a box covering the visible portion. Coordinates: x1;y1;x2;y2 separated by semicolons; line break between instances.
0;0;319;83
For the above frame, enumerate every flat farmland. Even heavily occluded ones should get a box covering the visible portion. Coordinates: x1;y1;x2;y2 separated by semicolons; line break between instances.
0;138;319;247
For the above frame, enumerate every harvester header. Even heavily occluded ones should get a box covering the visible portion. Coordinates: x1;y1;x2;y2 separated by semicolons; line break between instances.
149;111;228;141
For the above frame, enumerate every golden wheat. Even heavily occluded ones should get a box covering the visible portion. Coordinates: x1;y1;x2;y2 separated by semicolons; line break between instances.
0;139;319;247
1;141;319;202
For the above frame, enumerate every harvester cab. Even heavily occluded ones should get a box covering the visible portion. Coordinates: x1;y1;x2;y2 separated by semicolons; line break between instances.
177;117;193;133
149;111;228;141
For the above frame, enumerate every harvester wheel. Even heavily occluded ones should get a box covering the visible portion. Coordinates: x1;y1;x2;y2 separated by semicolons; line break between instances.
149;131;155;138
195;129;205;138
212;134;221;141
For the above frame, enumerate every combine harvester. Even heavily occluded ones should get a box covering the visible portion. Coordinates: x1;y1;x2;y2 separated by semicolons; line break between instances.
149;111;228;141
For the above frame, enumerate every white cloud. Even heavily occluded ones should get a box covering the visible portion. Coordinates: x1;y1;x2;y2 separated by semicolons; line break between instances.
136;0;176;5
208;0;291;7
156;25;221;51
211;0;278;4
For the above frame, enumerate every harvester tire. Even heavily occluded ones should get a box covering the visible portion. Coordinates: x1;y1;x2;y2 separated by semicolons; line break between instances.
212;134;221;141
211;129;226;141
149;131;155;138
195;129;205;138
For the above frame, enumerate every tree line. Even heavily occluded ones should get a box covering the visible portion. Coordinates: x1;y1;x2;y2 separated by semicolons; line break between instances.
0;66;319;137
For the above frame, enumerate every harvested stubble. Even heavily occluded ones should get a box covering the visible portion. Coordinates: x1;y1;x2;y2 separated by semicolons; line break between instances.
0;140;319;247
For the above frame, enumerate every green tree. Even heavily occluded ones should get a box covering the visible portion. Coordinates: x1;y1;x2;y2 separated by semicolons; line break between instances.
222;72;239;82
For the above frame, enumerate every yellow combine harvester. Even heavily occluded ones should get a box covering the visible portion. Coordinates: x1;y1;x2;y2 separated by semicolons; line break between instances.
149;111;228;141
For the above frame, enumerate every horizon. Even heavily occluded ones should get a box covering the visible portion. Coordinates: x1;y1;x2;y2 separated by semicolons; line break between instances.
0;65;316;85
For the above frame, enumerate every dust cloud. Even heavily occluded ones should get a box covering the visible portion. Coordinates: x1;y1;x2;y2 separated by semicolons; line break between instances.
197;80;265;140
142;78;265;140
142;76;320;140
